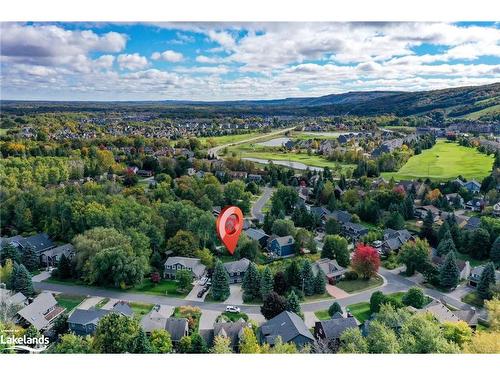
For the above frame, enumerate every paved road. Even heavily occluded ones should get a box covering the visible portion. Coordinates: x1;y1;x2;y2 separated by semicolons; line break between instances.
207;127;296;158
251;186;274;223
34;267;478;316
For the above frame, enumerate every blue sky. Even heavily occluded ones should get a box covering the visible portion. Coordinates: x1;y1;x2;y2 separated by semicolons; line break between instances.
1;22;499;100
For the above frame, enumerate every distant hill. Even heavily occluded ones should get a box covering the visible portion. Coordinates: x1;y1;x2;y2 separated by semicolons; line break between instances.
2;82;499;118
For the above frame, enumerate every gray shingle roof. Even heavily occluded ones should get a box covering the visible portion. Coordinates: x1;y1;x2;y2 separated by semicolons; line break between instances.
214;319;251;347
165;317;189;342
316;315;358;340
223;258;250;274
68;308;111;326
259;311;314;345
17;292;60;330
164;256;206;278
244;228;269;242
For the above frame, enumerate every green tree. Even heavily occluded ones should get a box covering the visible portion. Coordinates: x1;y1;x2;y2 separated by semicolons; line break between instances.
11;263;34;296
236;236;259;261
470;228;492;260
211;260;230;301
384;211;405;231
224;180;252;213
261;291;287;320
149;329;173;353
94;313;142;353
239;326;261;353
314;269;326;295
442;321;473;349
178;336;192;353
21;246;38;272
491;237;500;267
286;290;301;316
0;244;21;265
57;254;73;279
211;335;232;353
132;329;152;353
273;271;288;295
176;269;194;293
271;219;296;237
436;237;456;257
328;302;342;317
285;260;302;289
322;235;349;267
325;218;342;235
166;230;198;257
339;328;368;353
370;291;386;313
242;262;261;302
402;287;426;308
367;321;400;353
52;333;95;353
301;261;315;296
477;262;496;300
439;251;460;289
260;266;274;300
420;210;436;244
190;333;208;353
397;238;431;276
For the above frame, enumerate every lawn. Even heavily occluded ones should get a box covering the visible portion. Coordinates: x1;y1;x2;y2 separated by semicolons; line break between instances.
381;140;493;181
130;302;154;317
314;310;332;321
461;291;484;307
46;277;191;297
336;275;384;294
346;302;372;323
129;279;190;297
55;294;85;313
199;132;261;146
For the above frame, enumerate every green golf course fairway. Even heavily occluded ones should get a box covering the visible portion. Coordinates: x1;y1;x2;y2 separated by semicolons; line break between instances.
382;140;494;181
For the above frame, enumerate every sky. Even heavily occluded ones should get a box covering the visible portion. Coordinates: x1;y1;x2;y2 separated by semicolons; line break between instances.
1;22;500;101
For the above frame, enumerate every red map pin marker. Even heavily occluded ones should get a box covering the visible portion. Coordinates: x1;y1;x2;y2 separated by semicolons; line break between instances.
216;206;243;255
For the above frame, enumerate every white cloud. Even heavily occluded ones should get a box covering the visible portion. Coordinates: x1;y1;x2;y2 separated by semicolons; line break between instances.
151;50;184;62
117;53;149;70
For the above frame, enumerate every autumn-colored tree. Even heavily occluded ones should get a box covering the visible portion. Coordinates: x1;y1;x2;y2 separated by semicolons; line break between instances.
351;244;380;279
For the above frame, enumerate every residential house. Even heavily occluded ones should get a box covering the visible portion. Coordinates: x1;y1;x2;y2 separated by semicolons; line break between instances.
414;205;441;222
40;243;74;267
445;193;464;208
464;216;482;230
140;305;172;334
468;265;500;288
432;256;471;280
165;318;190;343
313;258;346;284
164;257;206;280
17;292;64;331
0;288;27;307
267;236;296;257
380;229;414;254
325;210;352;224
341;222;369;241
259;311;315;348
68;302;134;336
248;174;263;183
213;319;252;351
465;198;485;212
371;138;404;157
410;300;478;329
229;171;248;180
244;228;269;248
223;258;251;283
455;178;481;194
310;206;332;223
493;202;500;217
314;312;358;348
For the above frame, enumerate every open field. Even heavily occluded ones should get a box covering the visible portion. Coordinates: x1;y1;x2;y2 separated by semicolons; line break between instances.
199;132;261;146
382;140;493;181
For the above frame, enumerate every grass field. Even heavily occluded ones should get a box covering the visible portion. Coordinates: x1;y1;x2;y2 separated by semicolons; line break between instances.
199;132;260;146
130;302;154;317
346;302;372;323
463;104;500;120
314;310;332;321
336;275;384;294
55;294;85;313
129;279;189;297
461;291;484;307
382;140;493;181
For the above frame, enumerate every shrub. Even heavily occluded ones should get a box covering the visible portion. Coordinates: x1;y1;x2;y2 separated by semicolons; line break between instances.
344;271;359;281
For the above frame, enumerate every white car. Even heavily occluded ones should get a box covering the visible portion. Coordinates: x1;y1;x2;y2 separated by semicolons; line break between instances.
225;305;240;313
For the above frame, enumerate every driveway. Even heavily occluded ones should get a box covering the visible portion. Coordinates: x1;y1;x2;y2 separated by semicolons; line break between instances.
326;284;350;299
251;186;274;223
199;309;220;330
78;296;104;310
224;285;243;305
304;311;318;328
32;271;51;282
184;283;207;302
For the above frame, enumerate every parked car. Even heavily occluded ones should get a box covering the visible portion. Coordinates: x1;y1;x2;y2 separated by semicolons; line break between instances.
197;289;207;298
199;277;208;286
225;305;240;313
